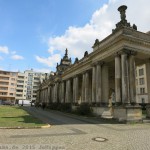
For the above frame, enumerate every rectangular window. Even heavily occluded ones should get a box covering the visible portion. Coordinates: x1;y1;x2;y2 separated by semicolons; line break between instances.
140;88;145;94
141;98;145;103
17;85;23;88
136;79;138;85
139;68;144;76
11;83;15;86
0;77;9;80
0;87;8;90
0;82;9;85
139;78;144;85
10;88;15;91
11;73;17;76
0;92;7;95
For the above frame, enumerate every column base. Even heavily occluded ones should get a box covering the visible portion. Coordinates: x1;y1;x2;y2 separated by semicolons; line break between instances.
113;105;142;123
115;102;122;106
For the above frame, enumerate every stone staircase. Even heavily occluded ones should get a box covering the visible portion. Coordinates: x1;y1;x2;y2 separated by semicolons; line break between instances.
101;108;113;119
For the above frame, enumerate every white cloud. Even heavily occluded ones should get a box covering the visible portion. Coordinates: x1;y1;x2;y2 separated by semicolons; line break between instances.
11;55;24;60
34;68;51;73
47;0;150;60
11;51;16;55
35;53;61;68
0;56;3;60
36;0;150;70
0;46;9;54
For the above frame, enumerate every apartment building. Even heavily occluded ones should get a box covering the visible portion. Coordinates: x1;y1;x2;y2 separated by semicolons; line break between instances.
0;69;46;104
15;69;46;103
0;70;18;104
15;72;27;102
136;64;148;104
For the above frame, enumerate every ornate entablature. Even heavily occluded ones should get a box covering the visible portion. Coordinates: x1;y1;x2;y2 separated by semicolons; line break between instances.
56;48;72;75
92;5;139;51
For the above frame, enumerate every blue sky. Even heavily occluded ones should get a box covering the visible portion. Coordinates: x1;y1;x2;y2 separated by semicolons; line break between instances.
0;0;150;73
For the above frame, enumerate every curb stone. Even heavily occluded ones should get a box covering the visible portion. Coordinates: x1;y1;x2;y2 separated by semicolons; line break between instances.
0;124;51;129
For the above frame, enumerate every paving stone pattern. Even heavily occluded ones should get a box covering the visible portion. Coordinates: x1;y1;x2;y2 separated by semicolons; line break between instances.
0;107;150;150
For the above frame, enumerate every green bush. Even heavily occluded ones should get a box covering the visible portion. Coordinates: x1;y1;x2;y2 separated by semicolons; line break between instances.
76;103;93;116
47;103;72;113
60;103;72;112
47;103;58;110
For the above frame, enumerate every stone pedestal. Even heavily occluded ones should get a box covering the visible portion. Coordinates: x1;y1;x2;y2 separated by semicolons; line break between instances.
92;107;105;116
146;104;150;118
113;105;142;123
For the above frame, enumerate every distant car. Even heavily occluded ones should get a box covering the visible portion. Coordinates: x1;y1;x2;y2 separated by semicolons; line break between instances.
2;101;14;105
18;100;31;106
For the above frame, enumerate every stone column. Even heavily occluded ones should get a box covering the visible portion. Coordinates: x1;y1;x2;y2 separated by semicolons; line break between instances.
115;54;121;104
129;52;136;104
49;86;51;103
58;83;61;103
65;80;68;103
102;64;109;104
85;71;89;103
42;90;44;103
92;65;96;103
52;85;55;103
46;88;48;104
145;60;150;103
61;81;65;103
96;62;102;103
47;86;50;103
82;73;85;103
75;76;79;103
121;51;129;104
50;86;52;103
65;79;71;103
68;79;71;103
54;83;57;102
43;89;45;102
73;77;76;103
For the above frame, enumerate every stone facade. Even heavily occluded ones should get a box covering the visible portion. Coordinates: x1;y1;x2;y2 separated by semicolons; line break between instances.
36;5;150;122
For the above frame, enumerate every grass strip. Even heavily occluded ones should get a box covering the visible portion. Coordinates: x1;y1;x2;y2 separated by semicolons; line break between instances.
0;106;48;128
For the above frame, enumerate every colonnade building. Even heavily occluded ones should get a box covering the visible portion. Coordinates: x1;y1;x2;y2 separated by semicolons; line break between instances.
36;5;150;122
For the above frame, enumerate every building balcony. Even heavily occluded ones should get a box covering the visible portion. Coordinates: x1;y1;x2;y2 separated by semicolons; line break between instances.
0;74;10;78
16;91;23;95
0;89;8;92
17;83;24;86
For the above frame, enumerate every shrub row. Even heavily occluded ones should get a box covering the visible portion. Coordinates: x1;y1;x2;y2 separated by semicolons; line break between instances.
47;103;93;116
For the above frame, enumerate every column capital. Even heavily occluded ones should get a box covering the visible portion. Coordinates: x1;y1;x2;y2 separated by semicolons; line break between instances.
73;74;79;78
130;50;137;56
91;62;97;67
91;61;104;67
96;61;104;66
114;52;121;57
119;49;131;55
82;70;87;74
118;49;137;56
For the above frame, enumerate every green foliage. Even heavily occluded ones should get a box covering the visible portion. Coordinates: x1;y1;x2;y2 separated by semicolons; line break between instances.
75;103;93;116
48;103;72;113
48;103;58;110
0;106;47;127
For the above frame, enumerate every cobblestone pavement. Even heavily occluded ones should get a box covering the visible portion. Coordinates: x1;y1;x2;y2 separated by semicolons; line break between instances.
0;106;150;150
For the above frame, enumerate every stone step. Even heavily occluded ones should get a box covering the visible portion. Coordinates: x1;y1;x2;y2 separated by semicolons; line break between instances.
101;109;113;119
143;119;150;123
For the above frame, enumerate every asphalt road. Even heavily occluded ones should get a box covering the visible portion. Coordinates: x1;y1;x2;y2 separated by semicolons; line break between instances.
0;106;150;150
